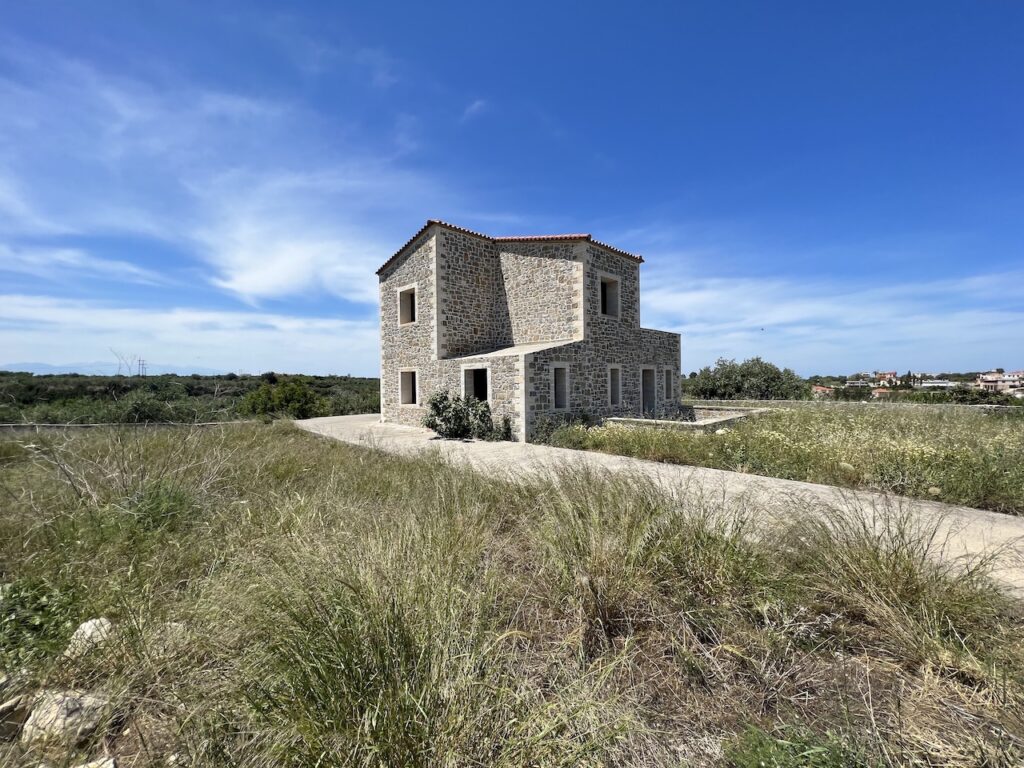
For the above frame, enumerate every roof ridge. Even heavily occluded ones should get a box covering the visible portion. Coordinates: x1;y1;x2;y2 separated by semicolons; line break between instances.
377;219;642;275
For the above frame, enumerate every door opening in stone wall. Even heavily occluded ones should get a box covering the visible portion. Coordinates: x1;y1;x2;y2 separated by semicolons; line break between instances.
642;367;656;415
464;367;489;402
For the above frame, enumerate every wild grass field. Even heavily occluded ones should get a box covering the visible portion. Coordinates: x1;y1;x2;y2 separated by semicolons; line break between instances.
548;404;1024;515
1;423;1023;767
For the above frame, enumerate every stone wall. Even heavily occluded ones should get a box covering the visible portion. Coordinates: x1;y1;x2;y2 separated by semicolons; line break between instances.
519;244;681;440
379;231;437;427
436;229;510;358
498;242;583;345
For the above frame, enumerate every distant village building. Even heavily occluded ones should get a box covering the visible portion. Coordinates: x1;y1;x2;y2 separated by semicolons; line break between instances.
811;385;834;398
975;370;1024;396
377;220;681;441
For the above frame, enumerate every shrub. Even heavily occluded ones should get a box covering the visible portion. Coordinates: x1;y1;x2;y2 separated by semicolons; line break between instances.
688;357;810;400
422;391;510;440
238;379;329;420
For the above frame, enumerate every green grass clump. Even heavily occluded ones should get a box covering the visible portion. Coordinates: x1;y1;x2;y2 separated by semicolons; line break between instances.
547;404;1024;513
725;725;872;768
1;423;1023;766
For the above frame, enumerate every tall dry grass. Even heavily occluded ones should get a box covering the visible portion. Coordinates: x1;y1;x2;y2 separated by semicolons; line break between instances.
548;404;1024;514
1;423;1022;766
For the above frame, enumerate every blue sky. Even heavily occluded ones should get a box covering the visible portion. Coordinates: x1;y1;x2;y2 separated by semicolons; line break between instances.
1;1;1021;376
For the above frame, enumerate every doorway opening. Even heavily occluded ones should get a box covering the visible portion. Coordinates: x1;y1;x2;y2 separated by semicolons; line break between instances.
463;367;489;402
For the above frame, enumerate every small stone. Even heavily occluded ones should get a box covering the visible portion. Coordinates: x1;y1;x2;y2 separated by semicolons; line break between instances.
73;759;117;768
928;486;942;496
20;689;111;746
63;618;113;661
714;428;729;435
0;694;31;740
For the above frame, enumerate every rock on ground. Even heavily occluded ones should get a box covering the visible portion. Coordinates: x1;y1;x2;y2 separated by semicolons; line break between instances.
63;618;114;661
20;689;111;746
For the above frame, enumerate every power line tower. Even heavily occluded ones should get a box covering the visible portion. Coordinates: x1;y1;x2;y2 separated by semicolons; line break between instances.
138;359;147;377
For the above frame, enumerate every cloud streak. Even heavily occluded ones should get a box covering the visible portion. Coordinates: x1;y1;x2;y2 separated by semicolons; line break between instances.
0;39;451;306
0;294;379;375
0;244;169;285
641;267;1024;374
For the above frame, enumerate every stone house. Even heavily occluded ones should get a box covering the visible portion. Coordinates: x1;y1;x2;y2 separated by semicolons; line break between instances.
377;220;681;442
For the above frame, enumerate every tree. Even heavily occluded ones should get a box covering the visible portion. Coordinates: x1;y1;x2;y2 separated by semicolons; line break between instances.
689;357;810;400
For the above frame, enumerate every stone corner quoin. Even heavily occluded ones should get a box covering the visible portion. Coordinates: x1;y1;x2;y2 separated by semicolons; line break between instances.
377;220;681;442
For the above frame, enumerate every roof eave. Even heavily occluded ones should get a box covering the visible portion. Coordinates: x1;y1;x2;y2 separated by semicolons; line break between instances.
377;219;643;274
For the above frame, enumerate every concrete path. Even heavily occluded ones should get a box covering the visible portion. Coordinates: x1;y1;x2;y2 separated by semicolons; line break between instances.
297;414;1024;596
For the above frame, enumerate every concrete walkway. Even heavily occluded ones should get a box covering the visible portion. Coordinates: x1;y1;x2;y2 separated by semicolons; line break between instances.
297;414;1024;596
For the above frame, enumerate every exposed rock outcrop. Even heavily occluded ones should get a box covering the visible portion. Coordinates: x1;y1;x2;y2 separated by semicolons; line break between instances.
20;689;111;746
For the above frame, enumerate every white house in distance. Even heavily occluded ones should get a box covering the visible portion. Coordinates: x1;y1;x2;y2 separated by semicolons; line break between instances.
377;220;681;441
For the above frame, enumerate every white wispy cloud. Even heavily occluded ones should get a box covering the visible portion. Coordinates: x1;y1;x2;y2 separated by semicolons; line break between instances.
640;267;1024;374
0;39;451;306
0;244;169;285
460;99;488;122
0;294;379;375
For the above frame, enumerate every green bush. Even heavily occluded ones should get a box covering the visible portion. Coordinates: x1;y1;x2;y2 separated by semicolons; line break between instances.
687;357;810;400
422;391;510;440
238;379;329;420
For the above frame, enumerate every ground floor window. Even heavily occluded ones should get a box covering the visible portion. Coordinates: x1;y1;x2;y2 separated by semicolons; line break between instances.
400;369;418;405
552;365;569;410
463;366;489;402
608;365;622;407
641;366;656;415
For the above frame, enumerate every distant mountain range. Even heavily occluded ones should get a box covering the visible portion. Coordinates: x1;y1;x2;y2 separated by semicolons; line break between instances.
1;362;228;376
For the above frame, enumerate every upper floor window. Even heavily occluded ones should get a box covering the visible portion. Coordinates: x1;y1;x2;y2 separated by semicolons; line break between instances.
600;276;620;318
398;285;417;325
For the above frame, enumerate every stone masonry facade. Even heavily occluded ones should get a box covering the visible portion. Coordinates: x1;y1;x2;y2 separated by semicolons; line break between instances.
378;221;681;442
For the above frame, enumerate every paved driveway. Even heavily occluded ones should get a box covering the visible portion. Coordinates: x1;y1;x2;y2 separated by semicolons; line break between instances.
297;414;1024;596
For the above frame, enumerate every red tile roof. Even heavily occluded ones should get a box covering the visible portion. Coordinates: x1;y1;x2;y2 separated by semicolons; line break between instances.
376;219;643;274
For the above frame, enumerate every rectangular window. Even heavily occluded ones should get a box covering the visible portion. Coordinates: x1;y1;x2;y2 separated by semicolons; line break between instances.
641;367;655;415
398;286;417;325
553;365;568;410
463;367;489;402
400;370;418;405
608;366;621;407
664;369;674;401
600;276;620;318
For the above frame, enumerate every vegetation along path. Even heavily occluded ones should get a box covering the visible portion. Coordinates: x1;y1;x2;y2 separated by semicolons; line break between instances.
299;414;1024;596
